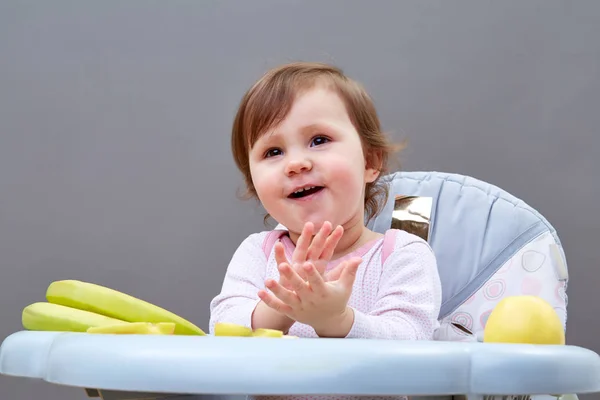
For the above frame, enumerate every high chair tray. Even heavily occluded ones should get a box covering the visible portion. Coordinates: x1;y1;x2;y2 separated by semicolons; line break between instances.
1;331;600;396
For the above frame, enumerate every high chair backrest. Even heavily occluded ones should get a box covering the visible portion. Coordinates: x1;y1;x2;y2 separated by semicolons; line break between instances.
366;171;569;342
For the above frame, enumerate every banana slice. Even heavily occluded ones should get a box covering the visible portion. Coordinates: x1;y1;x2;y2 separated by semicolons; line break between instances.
87;322;176;335
252;328;284;338
214;322;253;337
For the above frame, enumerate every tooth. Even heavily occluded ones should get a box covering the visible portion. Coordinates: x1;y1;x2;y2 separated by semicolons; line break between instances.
293;186;319;195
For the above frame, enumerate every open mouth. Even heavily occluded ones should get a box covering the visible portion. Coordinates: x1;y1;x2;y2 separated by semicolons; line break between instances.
288;186;324;199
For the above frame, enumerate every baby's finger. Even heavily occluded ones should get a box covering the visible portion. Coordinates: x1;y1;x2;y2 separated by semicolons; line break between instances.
265;278;300;307
274;242;288;268
338;258;361;290
291;262;308;281
306;221;332;260
326;256;362;281
277;262;298;289
313;261;328;278
258;289;293;315
319;225;344;261
324;260;347;282
325;257;362;282
303;262;327;295
280;263;310;296
292;222;314;264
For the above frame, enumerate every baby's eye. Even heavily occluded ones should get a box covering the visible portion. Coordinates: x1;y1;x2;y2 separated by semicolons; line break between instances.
310;136;330;147
264;148;282;158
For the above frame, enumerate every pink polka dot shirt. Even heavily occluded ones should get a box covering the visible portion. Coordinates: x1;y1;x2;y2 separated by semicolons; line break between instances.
209;229;442;400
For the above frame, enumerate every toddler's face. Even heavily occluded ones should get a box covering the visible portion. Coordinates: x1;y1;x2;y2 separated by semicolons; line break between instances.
248;86;380;235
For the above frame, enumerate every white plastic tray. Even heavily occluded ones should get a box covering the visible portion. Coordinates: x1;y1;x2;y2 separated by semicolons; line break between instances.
1;331;599;398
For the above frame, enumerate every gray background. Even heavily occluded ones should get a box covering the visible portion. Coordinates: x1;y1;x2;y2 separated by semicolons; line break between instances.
1;1;599;399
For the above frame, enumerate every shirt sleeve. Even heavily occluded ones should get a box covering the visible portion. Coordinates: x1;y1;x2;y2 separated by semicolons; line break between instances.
345;236;442;340
208;231;269;334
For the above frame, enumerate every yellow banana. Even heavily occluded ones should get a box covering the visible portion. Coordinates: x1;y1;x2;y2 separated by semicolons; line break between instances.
46;280;205;335
22;302;128;332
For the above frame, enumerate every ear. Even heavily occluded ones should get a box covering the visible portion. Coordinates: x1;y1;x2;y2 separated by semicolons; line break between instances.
364;149;383;183
365;168;380;184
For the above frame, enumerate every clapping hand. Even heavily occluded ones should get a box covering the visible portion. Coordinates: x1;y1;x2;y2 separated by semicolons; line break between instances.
258;256;361;337
274;221;348;289
259;221;362;337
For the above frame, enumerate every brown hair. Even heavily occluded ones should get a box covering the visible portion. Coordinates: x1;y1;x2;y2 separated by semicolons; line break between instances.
231;61;404;224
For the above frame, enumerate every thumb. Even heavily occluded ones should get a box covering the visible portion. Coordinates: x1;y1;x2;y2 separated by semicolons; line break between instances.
324;262;344;282
326;256;363;282
313;261;327;277
338;257;361;289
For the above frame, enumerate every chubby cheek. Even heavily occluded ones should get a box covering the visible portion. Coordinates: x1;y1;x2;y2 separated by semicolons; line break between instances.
250;164;281;206
326;157;366;194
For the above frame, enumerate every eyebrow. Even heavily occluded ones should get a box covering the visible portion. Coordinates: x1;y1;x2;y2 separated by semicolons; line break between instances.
255;121;335;147
300;122;334;133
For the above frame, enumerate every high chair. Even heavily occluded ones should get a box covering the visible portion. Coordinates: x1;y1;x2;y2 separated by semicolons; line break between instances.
1;171;599;400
